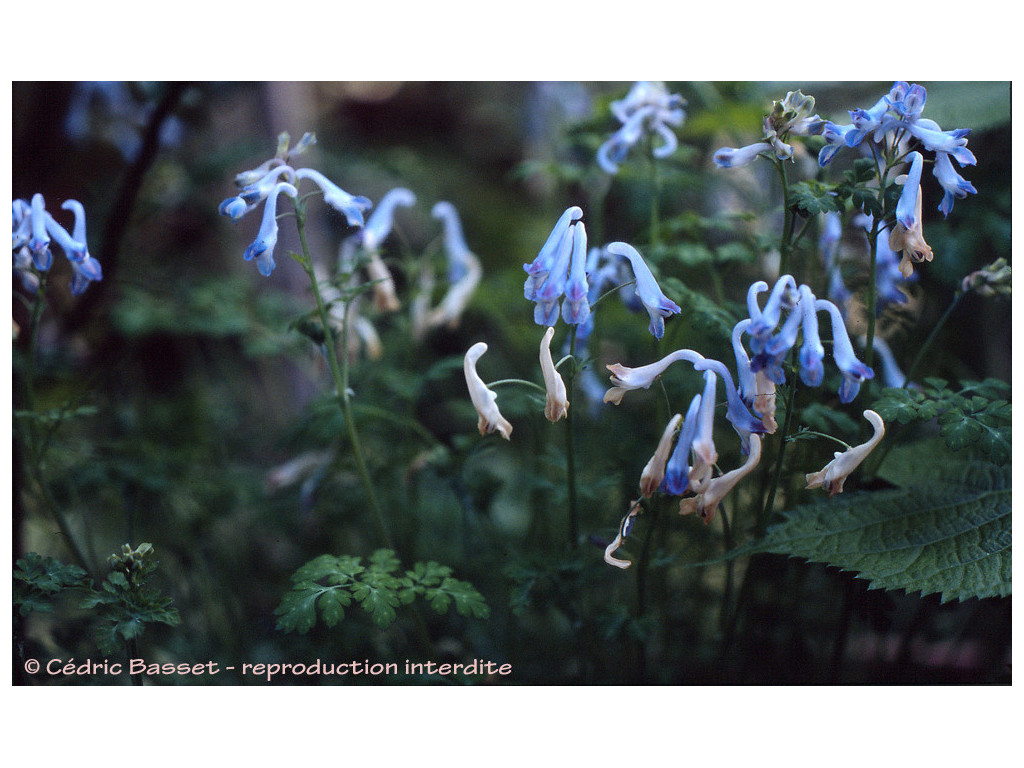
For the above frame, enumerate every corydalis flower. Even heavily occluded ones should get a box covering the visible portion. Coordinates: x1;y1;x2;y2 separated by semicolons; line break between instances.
12;194;103;295
539;326;569;422
713;90;823;168
817;82;977;218
523;206;591;327
678;434;762;524
597;81;686;175
805;410;885;496
342;187;416;312
219;131;371;276
463;342;513;440
413;202;482;336
604;242;680;339
640;413;682;498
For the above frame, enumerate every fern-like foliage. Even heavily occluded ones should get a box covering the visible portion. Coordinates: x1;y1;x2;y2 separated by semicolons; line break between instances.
751;462;1010;603
13;553;91;615
275;549;490;634
873;378;1011;465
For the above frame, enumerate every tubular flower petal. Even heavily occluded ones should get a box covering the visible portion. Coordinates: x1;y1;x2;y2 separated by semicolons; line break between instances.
895;152;924;230
689;371;719;485
12;199;32;250
731;318;757;406
604;501;642;569
679;434;762;524
815;299;874;403
603;349;702;405
365;250;401;312
43;213;88;263
606;241;681;339
539;327;569;422
599;82;686;174
361;187;415;251
561;221;590;326
28;193;52;270
240;164;297;205
933;151;978;217
806;410;885;496
752;370;778;434
713;142;770;168
431;201;473;282
748;274;798;352
640;414;682;498
294;168;372;228
798;284;825;387
661;394;702;496
463;342;512;440
420;204;482;334
692;356;768;452
524;206;583;278
243;182;297;277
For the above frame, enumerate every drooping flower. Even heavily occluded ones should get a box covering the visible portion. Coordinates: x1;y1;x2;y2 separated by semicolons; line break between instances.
661;394;703;496
242;182;298;277
539;326;569;422
639;413;682;498
219;131;371;276
463;342;513;440
805;410;885;496
604;242;681;339
414;201;482;335
887;182;933;278
688;371;719;488
597;81;686;174
678;434;762;524
12;195;103;295
814;299;875;403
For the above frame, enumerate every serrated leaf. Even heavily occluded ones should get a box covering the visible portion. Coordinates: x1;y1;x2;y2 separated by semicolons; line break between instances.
316;589;348;628
751;463;1011;603
789;181;841;216
274;587;321;634
350;581;401;628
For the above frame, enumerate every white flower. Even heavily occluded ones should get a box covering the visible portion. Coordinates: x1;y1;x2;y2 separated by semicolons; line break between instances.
539;327;569;422
679;435;761;524
805;410;885;496
639;414;682;498
463;342;513;440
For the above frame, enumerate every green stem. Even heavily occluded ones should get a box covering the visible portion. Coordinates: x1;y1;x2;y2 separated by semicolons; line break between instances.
904;292;963;386
565;331;580;549
775;160;796;277
758;374;798;537
295;204;393;552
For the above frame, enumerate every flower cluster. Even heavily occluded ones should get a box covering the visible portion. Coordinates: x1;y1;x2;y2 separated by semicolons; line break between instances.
12;193;103;295
218;131;371;276
713;90;824;168
818;81;978;220
736;275;874;406
523;210;681;338
597;81;687;175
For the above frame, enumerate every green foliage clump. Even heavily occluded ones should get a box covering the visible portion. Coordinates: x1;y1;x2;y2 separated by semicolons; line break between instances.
275;549;489;633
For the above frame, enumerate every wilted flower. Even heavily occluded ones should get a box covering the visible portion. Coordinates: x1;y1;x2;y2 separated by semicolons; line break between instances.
678;434;762;524
413;201;482;335
805;410;885;496
604;500;643;569
961;258;1011;297
597;81;686;174
463;342;513;440
639;413;682;498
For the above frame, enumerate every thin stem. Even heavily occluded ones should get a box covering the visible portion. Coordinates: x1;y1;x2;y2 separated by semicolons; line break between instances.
758;373;798;537
565;331;580;549
904;292;963;385
295;204;393;551
774;159;796;277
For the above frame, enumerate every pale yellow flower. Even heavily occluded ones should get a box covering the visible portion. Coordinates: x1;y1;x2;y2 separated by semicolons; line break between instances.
539;326;569;422
463;342;513;440
679;434;761;524
805;410;885;496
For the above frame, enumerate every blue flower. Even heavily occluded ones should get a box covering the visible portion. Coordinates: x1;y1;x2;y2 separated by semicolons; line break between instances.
431;201;474;282
797;285;824;387
360;187;415;251
816;299;874;403
713;142;770;168
747;275;798;354
523;206;587;327
605;242;681;339
243;182;297;276
597;81;686;174
895;151;924;230
933;150;978;217
294;168;372;228
28;194;52;270
61;200;102;295
817;122;857;166
661;394;702;496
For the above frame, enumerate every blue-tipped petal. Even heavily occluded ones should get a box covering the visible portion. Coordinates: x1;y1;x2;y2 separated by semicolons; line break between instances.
607;241;680;339
816;299;874;403
661;394;702;496
28;194;52;271
895;152;924;230
561;221;590;325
